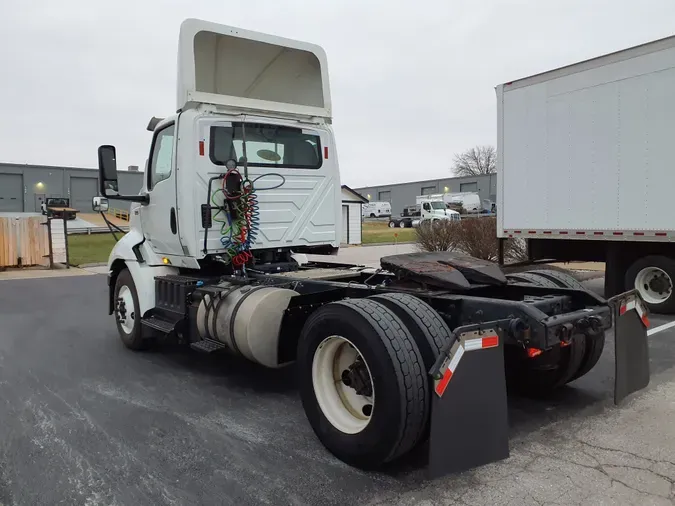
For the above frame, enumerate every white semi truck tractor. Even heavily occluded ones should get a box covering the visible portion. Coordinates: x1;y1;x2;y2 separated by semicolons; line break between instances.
93;18;652;478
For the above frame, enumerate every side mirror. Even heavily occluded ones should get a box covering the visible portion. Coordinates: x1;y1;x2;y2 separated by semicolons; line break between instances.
98;145;119;196
92;196;109;212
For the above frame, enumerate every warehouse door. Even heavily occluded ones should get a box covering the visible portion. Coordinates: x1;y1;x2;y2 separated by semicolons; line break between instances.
70;177;98;212
341;205;349;244
0;174;23;212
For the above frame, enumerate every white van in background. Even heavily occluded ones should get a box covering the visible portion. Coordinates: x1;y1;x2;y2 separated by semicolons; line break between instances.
362;201;392;218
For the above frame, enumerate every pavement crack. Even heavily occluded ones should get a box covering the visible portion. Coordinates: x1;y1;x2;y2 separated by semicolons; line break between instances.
575;438;675;468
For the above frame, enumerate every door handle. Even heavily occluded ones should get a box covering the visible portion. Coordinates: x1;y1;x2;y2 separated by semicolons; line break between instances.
170;207;177;234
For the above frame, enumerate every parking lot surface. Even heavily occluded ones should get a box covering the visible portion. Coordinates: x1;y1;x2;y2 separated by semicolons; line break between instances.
0;275;674;505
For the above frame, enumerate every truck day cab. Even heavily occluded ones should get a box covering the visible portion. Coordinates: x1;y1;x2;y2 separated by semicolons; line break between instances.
389;199;460;228
93;18;652;478
424;192;483;214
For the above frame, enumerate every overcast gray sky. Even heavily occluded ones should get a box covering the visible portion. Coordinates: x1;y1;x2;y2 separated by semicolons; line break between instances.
1;0;674;188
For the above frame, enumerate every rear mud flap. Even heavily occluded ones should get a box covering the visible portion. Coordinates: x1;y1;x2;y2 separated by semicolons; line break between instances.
427;326;510;479
608;290;650;405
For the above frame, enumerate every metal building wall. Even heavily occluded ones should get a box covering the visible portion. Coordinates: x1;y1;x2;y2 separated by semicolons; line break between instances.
0;163;144;212
354;174;497;215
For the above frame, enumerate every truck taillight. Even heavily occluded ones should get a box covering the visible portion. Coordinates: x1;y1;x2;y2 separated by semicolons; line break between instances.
199;141;205;156
324;146;328;159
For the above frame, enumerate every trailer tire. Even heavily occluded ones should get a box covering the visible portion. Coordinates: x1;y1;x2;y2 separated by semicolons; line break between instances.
113;268;151;351
297;298;428;468
625;255;675;314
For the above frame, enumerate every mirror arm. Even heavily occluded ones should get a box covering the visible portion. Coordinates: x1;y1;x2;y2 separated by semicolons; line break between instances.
105;194;150;204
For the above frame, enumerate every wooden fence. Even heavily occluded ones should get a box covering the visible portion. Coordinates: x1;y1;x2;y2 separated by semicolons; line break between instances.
108;208;130;221
0;216;50;268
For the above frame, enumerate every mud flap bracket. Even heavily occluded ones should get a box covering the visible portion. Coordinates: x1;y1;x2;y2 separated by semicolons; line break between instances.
427;323;510;479
608;290;650;405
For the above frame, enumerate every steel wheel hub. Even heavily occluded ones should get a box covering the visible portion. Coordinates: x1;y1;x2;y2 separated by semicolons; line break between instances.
312;336;374;434
116;285;135;333
635;266;673;305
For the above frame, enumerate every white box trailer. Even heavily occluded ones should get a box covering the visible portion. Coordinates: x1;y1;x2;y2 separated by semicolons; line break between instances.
497;34;675;313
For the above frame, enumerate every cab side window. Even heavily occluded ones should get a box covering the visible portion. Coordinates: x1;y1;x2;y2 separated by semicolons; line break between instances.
423;203;430;211
148;124;175;190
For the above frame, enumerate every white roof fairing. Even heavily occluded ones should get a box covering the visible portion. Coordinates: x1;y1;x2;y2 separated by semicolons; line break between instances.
176;18;332;119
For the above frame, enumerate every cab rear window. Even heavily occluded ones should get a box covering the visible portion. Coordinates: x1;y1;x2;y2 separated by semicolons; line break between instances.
210;123;322;169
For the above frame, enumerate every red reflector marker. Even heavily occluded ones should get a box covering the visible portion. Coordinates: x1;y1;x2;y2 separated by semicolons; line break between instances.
324;146;328;159
435;369;453;396
526;347;543;358
482;335;499;348
198;141;205;156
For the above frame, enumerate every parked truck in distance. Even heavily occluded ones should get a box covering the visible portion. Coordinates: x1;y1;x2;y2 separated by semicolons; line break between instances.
421;192;484;214
388;200;460;228
497;34;675;314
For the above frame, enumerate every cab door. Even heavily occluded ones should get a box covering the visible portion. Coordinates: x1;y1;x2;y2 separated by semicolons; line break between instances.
140;122;183;256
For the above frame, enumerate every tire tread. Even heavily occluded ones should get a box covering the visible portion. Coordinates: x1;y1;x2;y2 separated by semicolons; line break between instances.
335;298;428;462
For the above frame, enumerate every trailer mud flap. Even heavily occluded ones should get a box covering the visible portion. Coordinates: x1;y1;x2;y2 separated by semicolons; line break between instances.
427;327;509;479
608;290;650;405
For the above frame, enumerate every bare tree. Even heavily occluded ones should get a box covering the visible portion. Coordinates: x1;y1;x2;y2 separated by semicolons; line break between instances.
452;145;496;177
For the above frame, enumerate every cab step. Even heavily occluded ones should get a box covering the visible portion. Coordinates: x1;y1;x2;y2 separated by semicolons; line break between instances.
190;339;227;353
141;316;176;334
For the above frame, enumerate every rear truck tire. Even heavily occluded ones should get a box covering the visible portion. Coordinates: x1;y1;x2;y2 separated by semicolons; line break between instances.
297;298;429;469
506;268;604;386
113;268;151;351
506;271;560;289
568;330;605;382
367;293;453;368
366;293;455;443
506;333;587;397
398;220;406;228
388;220;396;228
370;213;376;218
625;255;675;314
519;268;587;291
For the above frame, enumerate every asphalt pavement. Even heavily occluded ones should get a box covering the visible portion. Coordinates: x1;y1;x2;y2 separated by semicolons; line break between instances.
0;275;673;505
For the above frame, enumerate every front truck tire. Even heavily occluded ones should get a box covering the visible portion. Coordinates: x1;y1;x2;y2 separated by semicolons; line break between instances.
625;255;675;314
113;268;151;351
297;298;429;469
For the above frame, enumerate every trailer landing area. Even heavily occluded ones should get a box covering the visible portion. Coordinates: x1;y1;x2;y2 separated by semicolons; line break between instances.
0;275;673;505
